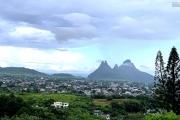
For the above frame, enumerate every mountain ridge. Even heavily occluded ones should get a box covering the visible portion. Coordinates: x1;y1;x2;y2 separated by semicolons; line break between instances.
88;60;153;83
0;67;47;76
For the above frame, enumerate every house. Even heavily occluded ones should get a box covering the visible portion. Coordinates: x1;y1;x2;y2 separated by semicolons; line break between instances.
102;114;110;120
52;102;62;108
94;110;110;120
63;102;69;108
51;102;69;109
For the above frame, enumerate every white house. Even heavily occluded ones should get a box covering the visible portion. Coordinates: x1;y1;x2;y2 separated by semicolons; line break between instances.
63;102;69;108
51;102;69;109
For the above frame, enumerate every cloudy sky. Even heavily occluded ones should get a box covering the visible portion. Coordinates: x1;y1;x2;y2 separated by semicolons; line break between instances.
0;0;180;75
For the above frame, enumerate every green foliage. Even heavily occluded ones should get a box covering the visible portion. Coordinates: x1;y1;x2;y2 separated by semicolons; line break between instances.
166;47;180;113
154;47;180;114
0;94;27;117
0;93;103;120
125;113;144;120
18;93;79;103
154;51;167;109
144;112;180;120
0;93;151;120
67;108;103;120
122;100;144;113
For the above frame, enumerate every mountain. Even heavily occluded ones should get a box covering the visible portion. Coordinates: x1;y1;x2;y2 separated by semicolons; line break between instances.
51;73;75;78
0;67;47;76
88;60;153;83
88;61;114;80
51;73;84;79
0;67;85;80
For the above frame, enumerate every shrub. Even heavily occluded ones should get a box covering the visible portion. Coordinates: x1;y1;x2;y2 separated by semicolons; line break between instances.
144;112;180;120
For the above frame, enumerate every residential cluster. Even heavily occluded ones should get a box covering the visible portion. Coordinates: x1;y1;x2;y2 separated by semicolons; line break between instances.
0;75;153;97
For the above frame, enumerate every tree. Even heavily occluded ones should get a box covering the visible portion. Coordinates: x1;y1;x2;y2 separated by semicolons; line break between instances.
154;51;167;109
166;47;180;114
0;94;26;117
154;47;180;114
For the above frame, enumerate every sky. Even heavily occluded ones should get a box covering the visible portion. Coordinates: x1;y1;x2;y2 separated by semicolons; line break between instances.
0;0;180;76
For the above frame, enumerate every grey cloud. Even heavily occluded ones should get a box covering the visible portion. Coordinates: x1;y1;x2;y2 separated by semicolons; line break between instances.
110;14;180;40
0;0;180;48
52;26;97;42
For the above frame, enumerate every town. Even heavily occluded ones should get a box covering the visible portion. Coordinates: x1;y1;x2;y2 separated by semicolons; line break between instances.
0;75;153;98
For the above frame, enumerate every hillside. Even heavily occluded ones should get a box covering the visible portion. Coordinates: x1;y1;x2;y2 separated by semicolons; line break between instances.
0;67;47;76
51;73;79;79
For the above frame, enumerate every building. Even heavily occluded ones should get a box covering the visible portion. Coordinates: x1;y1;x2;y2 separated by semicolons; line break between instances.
51;102;69;108
94;110;110;120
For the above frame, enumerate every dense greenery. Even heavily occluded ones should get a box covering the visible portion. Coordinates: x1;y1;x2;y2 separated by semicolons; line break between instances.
144;112;180;120
0;92;152;120
93;98;148;120
0;93;102;120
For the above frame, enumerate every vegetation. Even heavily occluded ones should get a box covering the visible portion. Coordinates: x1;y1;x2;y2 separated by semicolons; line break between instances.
144;112;180;120
154;47;180;114
0;93;102;120
0;67;46;77
93;98;146;119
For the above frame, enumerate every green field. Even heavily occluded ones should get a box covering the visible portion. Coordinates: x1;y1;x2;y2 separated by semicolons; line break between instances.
93;98;140;107
18;93;80;102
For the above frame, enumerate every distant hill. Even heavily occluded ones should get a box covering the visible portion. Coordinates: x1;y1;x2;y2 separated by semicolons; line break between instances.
51;73;75;78
88;60;153;83
0;67;47;76
51;73;84;79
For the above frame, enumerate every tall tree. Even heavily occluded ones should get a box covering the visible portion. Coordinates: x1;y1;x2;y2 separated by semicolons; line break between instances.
166;47;180;114
154;51;167;109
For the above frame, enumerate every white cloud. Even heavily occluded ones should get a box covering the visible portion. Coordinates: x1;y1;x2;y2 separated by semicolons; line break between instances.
9;26;55;41
0;46;86;73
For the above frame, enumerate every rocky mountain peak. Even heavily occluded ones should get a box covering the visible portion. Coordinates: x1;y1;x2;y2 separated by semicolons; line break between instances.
88;59;153;83
113;64;119;70
122;59;135;68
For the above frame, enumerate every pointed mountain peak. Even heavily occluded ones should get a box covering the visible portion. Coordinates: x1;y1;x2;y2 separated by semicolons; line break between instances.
99;60;112;69
123;59;132;64
88;59;153;83
100;61;105;65
100;60;108;65
113;64;119;70
104;60;108;64
122;59;135;68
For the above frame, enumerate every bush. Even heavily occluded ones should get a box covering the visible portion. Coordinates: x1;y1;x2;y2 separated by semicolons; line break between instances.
122;100;144;113
144;112;180;120
0;94;27;117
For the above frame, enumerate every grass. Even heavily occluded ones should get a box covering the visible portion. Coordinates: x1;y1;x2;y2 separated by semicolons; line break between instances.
93;99;112;106
93;99;140;107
